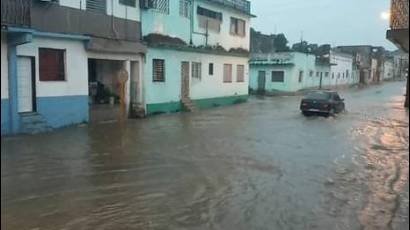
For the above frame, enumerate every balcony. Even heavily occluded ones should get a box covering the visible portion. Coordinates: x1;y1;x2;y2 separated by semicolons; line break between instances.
387;0;409;52
205;0;251;15
1;0;31;27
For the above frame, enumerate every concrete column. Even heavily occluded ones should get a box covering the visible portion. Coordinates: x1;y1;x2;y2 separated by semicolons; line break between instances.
7;45;19;134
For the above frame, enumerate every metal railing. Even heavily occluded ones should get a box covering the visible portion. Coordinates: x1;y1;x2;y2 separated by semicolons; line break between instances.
390;0;409;29
1;0;31;27
205;0;251;15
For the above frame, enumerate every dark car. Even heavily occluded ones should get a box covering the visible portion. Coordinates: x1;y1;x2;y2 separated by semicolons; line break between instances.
300;91;345;116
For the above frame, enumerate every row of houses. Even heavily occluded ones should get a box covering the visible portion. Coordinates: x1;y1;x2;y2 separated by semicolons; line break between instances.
248;33;405;95
1;0;253;135
1;0;407;136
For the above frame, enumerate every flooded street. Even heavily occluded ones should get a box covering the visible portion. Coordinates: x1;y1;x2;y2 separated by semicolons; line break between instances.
1;81;409;230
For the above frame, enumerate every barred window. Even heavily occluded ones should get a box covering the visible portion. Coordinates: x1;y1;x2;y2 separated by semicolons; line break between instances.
223;64;233;83
145;0;169;14
179;0;191;18
153;59;165;82
237;65;245;82
271;71;284;82
209;63;214;76
192;62;202;80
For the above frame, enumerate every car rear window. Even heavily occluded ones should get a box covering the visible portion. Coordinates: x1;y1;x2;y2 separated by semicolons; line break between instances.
305;92;331;100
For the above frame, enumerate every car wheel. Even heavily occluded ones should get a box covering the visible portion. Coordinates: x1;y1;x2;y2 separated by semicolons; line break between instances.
302;111;310;116
328;108;336;117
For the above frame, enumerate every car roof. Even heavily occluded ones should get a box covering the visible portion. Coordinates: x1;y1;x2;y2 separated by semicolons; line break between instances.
308;90;338;94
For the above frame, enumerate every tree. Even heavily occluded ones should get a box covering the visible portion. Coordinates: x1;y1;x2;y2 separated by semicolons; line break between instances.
274;34;290;52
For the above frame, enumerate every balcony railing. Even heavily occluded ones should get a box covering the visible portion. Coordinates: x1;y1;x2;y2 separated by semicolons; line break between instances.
390;0;409;29
1;0;31;27
205;0;251;15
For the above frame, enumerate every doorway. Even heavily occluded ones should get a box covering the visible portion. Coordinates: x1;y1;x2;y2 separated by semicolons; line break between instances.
257;71;266;93
181;61;190;99
17;57;36;113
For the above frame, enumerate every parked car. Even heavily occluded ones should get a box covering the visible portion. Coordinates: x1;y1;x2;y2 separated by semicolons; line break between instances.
300;91;345;116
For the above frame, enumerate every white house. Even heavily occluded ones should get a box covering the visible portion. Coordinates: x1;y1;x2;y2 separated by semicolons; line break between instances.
1;0;146;135
140;0;253;114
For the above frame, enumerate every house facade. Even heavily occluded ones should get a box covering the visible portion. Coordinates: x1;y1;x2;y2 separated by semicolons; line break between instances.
1;0;146;135
249;51;356;94
140;0;252;114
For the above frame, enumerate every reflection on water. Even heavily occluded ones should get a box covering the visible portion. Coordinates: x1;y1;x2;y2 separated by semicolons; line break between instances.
1;82;409;230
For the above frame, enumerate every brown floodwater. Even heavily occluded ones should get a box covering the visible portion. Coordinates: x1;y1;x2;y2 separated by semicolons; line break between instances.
2;81;409;230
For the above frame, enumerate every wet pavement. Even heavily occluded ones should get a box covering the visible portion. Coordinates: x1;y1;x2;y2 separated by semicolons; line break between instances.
1;81;409;230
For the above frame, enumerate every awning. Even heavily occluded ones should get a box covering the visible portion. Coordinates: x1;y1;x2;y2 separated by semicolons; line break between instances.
86;37;147;54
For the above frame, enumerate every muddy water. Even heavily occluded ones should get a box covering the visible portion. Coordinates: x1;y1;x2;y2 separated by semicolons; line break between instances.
2;82;409;230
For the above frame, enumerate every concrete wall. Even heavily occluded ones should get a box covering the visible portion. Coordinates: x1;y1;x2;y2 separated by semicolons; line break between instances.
1;33;8;100
330;52;356;87
144;47;248;110
141;0;251;50
383;60;394;80
1;33;9;135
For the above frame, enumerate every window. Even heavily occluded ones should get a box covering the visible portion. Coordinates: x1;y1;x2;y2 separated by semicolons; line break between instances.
346;70;350;78
316;71;320;77
230;17;246;37
145;0;169;14
197;6;222;20
271;71;285;82
332;73;335;79
39;48;66;81
153;59;165;82
237;65;245;82
343;73;345;78
119;0;136;7
325;72;329;77
197;7;222;32
337;73;341;79
86;0;107;13
192;62;202;80
310;70;314;77
209;63;214;76
299;71;304;83
223;64;232;83
179;0;191;18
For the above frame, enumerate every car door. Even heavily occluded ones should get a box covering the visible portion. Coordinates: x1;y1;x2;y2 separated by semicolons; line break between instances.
333;93;344;112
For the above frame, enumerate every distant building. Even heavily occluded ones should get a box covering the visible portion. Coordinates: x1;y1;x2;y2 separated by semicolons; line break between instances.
382;58;395;81
249;51;356;94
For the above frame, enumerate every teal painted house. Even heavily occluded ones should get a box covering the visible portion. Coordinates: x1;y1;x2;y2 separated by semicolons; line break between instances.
140;0;254;114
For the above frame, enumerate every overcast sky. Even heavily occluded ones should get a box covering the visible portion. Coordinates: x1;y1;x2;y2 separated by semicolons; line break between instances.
251;0;396;50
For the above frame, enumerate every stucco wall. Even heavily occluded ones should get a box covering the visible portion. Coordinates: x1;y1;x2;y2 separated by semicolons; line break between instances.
16;37;89;97
144;47;249;105
1;33;8;100
141;0;251;50
330;52;356;86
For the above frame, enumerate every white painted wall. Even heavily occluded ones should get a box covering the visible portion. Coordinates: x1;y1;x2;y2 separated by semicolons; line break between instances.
1;33;9;99
330;52;355;87
16;37;89;97
193;1;251;50
144;48;248;105
142;0;251;50
107;0;141;21
59;0;86;10
383;60;394;80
